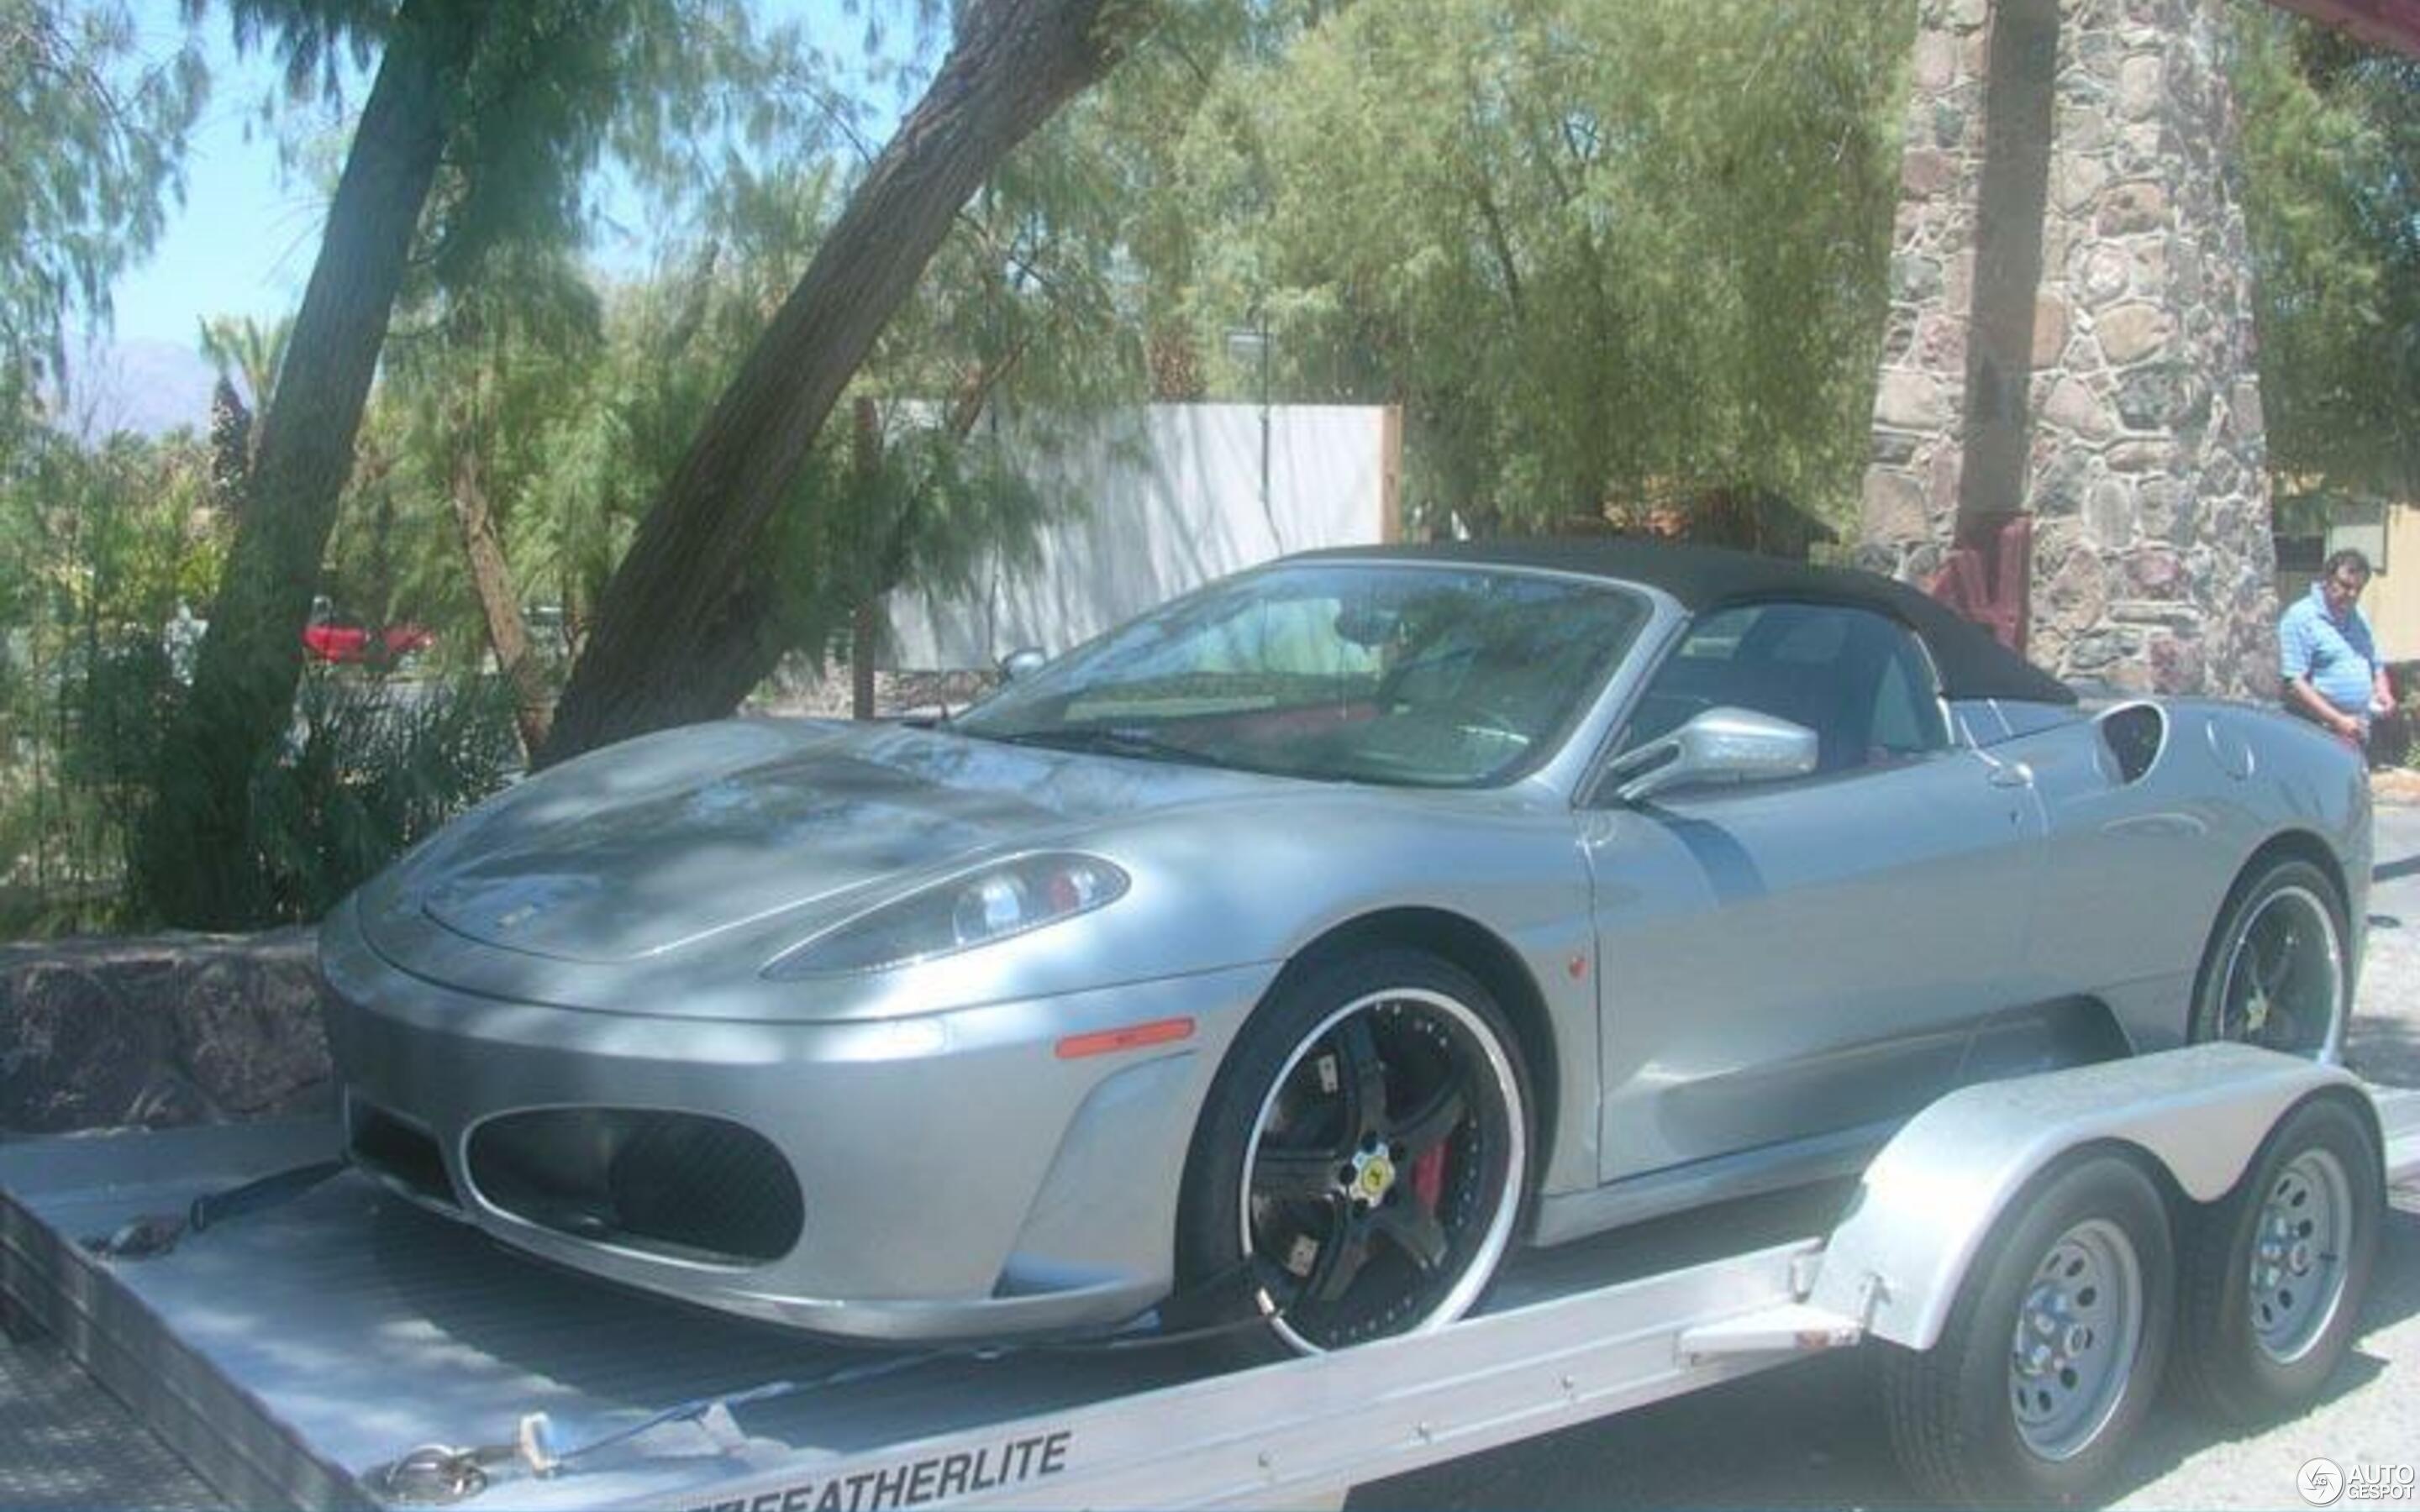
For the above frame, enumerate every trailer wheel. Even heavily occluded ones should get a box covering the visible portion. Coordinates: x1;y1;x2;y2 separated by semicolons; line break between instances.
1175;949;1528;1357
2175;1095;2381;1428
1883;1154;2175;1508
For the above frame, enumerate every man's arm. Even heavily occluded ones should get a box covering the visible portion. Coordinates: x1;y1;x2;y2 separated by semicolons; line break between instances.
2286;673;2364;738
2355;607;2391;712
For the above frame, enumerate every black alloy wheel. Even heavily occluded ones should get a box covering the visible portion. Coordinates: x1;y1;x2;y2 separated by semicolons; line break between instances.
2191;859;2347;1062
1178;949;1529;1357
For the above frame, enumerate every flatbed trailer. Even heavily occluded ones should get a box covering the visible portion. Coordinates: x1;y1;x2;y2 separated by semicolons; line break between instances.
4;1045;2415;1511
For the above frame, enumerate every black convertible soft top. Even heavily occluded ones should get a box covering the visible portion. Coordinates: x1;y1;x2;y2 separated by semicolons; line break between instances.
1303;538;2077;706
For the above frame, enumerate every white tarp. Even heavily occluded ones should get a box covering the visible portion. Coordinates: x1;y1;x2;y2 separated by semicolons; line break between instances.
885;403;1397;669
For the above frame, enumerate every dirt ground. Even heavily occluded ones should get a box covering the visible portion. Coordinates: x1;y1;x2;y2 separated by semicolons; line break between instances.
2372;766;2420;807
745;664;997;721
2349;795;2420;1089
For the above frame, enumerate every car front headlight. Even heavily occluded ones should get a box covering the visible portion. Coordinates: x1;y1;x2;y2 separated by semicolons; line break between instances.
764;853;1129;977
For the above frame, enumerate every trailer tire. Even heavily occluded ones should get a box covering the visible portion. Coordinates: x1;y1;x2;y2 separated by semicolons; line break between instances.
2175;1095;2381;1428
1882;1153;2175;1508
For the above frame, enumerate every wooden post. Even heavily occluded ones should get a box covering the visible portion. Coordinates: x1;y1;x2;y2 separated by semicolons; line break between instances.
852;396;881;722
1379;404;1404;543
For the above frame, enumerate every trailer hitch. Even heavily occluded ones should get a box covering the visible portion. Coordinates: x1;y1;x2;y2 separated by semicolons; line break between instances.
373;1443;513;1505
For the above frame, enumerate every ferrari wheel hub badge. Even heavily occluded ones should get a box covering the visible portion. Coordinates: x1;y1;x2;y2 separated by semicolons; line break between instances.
1348;1148;1397;1206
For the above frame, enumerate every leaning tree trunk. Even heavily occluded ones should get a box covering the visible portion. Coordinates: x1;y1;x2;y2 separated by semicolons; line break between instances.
537;0;1141;765
450;420;553;757
138;0;486;927
850;396;881;721
635;343;1034;730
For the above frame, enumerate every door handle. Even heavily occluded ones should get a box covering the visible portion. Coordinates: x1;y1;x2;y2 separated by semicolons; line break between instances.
1987;760;2034;789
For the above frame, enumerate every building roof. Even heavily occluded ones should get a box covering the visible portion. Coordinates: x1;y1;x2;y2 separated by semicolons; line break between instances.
1303;537;2078;706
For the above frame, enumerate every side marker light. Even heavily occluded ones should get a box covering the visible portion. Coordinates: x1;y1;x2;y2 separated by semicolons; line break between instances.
1055;1016;1197;1059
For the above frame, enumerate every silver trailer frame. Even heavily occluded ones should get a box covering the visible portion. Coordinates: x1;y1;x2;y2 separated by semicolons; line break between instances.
3;1044;2414;1511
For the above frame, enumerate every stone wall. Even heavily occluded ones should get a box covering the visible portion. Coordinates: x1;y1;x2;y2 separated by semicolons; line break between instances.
1863;0;2281;698
1862;0;1994;588
0;930;332;1135
2032;0;2277;695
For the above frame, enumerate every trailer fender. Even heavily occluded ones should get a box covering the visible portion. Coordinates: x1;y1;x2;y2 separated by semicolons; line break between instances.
1807;1043;2360;1352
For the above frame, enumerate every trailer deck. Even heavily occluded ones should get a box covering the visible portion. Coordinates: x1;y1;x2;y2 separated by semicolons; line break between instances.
4;1072;2414;1510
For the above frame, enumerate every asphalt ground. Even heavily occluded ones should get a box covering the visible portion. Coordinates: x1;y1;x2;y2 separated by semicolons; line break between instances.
1360;802;2420;1510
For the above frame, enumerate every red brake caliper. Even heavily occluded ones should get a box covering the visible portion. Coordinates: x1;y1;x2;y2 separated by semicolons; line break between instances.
1410;1142;1447;1210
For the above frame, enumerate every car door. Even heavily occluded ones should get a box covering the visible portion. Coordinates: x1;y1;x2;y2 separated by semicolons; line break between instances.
1581;601;2048;1180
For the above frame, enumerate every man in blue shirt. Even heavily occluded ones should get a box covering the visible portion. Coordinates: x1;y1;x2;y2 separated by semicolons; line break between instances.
2280;548;2393;750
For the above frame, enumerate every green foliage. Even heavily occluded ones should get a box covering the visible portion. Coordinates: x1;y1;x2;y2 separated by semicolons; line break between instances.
0;428;220;932
228;0;864;648
1161;0;1908;534
870;50;1164;419
2228;3;2420;503
0;0;206;427
297;4;853;674
231;0;842;643
246;669;518;919
331;244;603;647
206;0;392;104
197;312;292;411
497;165;843;638
765;408;1059;669
373;75;1139;682
0;417;518;936
15;0;1965;929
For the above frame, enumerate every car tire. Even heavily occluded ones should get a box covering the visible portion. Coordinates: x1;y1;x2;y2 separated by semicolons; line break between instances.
1175;948;1530;1357
2188;858;2348;1062
2174;1095;2382;1429
1881;1153;2175;1508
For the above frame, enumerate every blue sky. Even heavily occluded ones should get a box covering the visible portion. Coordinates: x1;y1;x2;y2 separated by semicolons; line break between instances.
107;0;904;351
111;3;357;347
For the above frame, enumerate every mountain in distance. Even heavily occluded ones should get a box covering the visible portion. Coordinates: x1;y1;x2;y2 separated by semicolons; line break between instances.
53;339;221;441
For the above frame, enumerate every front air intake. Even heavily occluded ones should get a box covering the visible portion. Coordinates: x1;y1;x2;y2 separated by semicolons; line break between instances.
348;1101;460;1211
466;1109;802;1266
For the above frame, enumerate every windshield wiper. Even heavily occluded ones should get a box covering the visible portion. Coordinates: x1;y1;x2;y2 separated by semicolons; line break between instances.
978;725;1255;771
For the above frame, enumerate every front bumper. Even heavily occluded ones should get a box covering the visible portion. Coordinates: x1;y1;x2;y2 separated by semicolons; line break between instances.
318;897;1274;1341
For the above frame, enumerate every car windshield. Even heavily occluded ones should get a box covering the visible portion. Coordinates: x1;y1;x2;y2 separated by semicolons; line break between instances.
954;562;1646;786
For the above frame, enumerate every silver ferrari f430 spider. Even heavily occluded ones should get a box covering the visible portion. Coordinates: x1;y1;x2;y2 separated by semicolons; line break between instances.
320;541;2370;1354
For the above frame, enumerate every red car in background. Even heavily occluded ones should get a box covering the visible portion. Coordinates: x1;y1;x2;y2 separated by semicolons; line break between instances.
305;598;434;665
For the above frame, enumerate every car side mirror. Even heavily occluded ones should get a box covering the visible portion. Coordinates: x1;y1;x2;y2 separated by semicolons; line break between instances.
1605;706;1819;805
997;647;1049;682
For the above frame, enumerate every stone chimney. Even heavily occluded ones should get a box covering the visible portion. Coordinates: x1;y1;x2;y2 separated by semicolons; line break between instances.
1861;0;2278;699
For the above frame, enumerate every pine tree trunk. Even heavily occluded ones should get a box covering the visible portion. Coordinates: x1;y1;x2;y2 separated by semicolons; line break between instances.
450;423;552;756
137;0;486;927
537;0;1136;765
850;396;881;721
